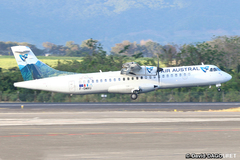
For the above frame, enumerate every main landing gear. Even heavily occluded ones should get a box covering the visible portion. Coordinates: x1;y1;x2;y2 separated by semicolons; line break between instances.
130;93;138;100
130;90;140;100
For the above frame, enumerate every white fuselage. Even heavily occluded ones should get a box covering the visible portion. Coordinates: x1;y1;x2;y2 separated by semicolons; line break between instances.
14;65;232;94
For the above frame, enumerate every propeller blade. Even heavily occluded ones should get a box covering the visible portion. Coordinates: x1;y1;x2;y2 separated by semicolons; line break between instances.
156;56;163;72
157;56;160;84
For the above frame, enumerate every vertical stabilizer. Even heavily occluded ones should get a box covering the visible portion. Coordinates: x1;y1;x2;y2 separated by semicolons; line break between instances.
11;46;74;81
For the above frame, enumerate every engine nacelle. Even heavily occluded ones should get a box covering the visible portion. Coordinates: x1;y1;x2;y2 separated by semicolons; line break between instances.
139;84;158;93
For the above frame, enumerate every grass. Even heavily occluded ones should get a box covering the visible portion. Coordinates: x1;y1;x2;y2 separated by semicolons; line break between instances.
0;56;18;69
0;55;83;69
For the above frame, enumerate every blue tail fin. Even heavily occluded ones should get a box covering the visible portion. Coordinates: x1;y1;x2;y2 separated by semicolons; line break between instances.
11;46;74;81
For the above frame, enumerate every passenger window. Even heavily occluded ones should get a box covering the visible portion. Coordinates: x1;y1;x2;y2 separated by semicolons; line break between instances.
118;78;121;81
123;78;125;81
114;78;116;82
100;79;102;83
145;76;147;79
214;68;217;71
141;76;143;79
167;74;169;78
96;79;99;83
153;76;156;79
105;79;107;82
171;74;173;77
87;80;90;83
162;75;165;78
179;73;181;77
184;73;186;76
127;77;130;80
92;80;94;83
136;77;139;80
109;78;111;82
175;74;177;77
132;77;134;80
210;68;213;72
188;73;190;76
149;76;151;79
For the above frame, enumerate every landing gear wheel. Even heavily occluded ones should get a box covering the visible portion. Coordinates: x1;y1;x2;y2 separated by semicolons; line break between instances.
217;88;221;92
131;93;138;100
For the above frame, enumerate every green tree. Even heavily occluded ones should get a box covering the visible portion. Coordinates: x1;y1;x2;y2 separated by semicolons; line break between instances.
209;36;240;72
160;44;178;67
178;42;224;67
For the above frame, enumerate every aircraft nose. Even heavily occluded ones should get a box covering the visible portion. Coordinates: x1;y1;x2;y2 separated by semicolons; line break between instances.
225;73;232;81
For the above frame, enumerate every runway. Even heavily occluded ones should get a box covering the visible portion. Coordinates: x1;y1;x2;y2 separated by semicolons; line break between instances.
0;103;239;160
1;102;240;112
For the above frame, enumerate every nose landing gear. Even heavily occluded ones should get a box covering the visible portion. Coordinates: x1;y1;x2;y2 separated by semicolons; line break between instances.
216;84;221;92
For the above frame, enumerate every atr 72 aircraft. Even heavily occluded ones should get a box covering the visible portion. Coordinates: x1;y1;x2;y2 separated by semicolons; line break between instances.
12;46;232;100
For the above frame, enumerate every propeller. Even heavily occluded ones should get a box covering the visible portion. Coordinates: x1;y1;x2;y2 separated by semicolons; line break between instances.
157;57;163;84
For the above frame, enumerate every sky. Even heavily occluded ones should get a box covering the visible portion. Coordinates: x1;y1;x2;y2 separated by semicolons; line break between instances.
0;0;240;51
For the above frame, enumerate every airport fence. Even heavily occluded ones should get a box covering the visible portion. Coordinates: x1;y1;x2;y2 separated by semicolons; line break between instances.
0;90;240;103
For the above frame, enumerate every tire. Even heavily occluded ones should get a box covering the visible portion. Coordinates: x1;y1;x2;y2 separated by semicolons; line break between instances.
131;93;138;100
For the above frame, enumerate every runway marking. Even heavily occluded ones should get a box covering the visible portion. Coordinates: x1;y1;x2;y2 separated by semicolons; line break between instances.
1;117;240;126
0;129;239;138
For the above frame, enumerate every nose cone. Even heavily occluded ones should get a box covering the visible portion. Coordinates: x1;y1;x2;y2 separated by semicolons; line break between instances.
225;73;232;82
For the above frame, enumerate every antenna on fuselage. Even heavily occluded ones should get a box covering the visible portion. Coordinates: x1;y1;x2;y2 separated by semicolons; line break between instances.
201;62;204;65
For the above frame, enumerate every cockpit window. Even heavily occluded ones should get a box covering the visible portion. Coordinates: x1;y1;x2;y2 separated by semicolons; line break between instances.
210;67;221;72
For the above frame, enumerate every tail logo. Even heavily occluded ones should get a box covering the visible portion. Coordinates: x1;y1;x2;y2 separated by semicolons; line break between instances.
200;66;209;73
146;67;153;73
19;54;28;61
